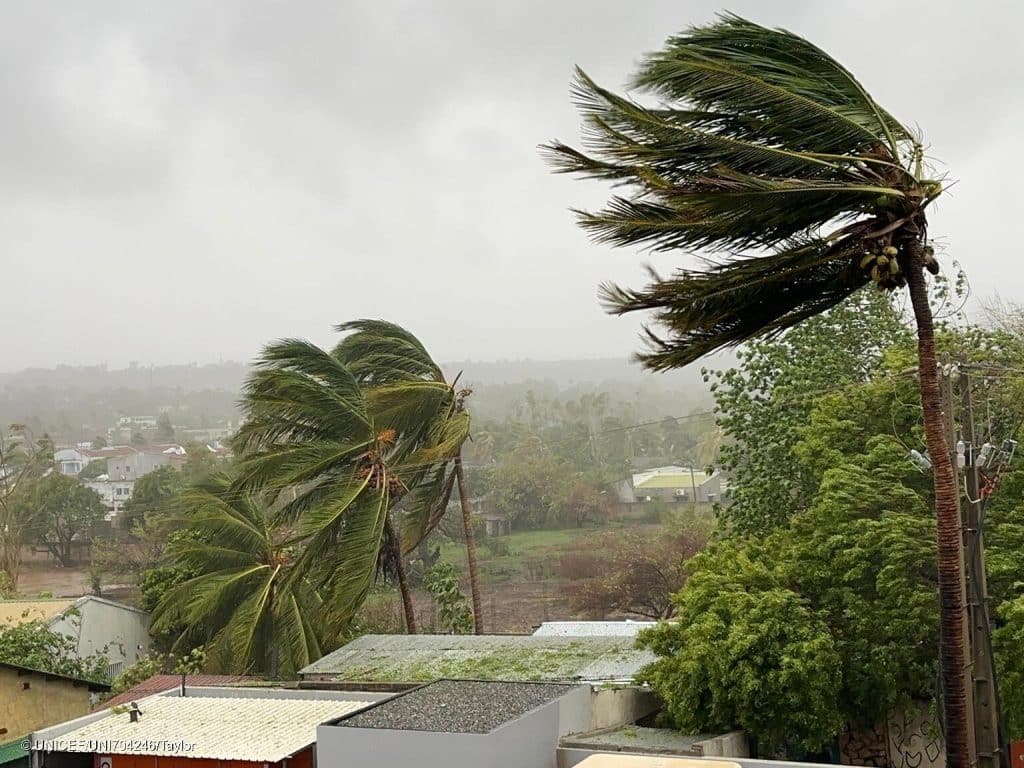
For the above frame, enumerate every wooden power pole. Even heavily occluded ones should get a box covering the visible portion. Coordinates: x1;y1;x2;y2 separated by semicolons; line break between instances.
959;363;1004;768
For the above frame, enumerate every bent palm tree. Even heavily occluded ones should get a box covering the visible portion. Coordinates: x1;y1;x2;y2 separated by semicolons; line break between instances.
233;339;420;631
149;472;324;677
333;320;483;633
544;14;967;765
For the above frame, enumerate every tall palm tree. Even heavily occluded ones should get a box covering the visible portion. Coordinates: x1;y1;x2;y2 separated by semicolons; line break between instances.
333;320;484;634
149;472;324;677
544;14;967;765
233;339;424;632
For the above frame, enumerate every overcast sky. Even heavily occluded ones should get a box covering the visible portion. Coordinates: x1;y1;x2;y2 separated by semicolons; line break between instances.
2;1;1019;370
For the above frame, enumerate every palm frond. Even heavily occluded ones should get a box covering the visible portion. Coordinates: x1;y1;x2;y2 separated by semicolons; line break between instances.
633;13;911;157
602;237;870;370
333;320;444;383
319;488;391;627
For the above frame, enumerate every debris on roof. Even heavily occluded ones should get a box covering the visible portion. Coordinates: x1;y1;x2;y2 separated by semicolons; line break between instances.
334;680;576;734
300;634;654;684
52;695;367;762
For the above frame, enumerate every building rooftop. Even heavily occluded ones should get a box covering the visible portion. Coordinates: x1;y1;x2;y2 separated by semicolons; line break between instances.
333;680;575;734
0;598;76;626
99;674;259;710
300;634;654;684
533;621;657;638
632;466;711;490
52;694;367;762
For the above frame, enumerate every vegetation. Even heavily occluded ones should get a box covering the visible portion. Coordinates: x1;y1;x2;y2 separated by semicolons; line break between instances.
0;426;53;587
149;473;325;677
109;646;206;695
0;617;109;682
21;474;105;567
546;14;970;761
423;562;473;634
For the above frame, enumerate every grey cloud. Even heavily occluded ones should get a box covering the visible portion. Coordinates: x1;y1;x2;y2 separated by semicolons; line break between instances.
1;0;1021;370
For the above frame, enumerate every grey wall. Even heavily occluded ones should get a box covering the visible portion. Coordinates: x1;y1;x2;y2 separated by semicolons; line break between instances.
317;686;592;768
317;725;492;768
107;452;168;481
49;598;151;676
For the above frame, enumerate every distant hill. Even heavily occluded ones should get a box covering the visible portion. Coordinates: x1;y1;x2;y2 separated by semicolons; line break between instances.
0;354;729;441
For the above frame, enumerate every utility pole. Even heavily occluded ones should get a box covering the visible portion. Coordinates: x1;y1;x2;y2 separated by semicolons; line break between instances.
940;356;977;767
959;363;1004;768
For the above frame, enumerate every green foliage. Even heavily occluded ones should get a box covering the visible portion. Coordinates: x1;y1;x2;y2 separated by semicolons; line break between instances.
639;542;842;756
423;562;473;634
121;465;183;529
26;473;106;567
995;597;1024;739
0;618;109;682
150;472;326;677
708;290;911;534
109;647;207;695
640;405;949;755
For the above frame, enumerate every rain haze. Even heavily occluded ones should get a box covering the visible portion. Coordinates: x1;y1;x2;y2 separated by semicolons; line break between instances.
2;0;1020;370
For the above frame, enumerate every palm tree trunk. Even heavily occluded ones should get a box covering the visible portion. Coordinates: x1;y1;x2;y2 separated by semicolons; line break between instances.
905;236;970;768
384;516;417;633
455;455;484;634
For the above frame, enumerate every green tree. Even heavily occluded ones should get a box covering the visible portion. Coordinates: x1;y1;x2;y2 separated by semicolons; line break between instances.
0;618;109;681
91;435;108;449
640;440;940;755
121;465;183;530
639;540;842;756
0;426;51;587
707;290;911;534
149;472;324;677
423;562;473;634
545;15;968;758
28;474;105;567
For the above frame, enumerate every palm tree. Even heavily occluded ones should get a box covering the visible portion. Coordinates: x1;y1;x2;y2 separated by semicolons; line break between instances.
333;320;484;634
233;339;424;632
149;472;324;677
544;14;967;765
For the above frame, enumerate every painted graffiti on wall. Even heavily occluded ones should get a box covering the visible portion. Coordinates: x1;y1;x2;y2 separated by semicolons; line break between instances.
839;704;945;768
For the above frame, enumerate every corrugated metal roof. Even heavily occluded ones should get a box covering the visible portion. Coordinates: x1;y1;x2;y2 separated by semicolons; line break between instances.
53;696;367;762
532;621;657;637
0;599;76;626
99;674;258;710
300;634;654;684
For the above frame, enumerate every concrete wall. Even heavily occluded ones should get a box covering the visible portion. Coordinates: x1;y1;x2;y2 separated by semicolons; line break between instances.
588;689;659;732
317;686;591;768
318;725;491;768
0;667;97;742
107;453;168;481
49;598;151;678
